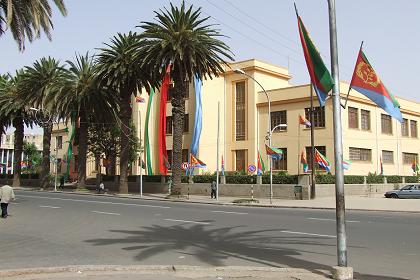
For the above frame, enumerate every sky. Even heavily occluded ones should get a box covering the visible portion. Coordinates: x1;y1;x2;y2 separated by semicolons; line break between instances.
1;0;419;134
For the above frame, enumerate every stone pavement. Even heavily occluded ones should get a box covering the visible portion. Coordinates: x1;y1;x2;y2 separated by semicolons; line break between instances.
1;265;332;280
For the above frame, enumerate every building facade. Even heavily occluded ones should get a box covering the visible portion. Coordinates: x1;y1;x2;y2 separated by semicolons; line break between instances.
51;59;420;178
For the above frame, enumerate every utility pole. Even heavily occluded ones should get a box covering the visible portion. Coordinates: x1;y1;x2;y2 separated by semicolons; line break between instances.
216;102;220;200
328;0;353;279
310;85;316;199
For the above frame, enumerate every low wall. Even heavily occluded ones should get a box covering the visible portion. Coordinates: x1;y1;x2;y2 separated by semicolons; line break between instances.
314;183;402;198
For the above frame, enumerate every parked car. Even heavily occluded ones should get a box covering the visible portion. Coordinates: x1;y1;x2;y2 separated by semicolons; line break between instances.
385;184;420;199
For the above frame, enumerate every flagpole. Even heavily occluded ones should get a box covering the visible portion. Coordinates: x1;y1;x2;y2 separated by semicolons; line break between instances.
216;102;220;201
342;41;364;109
297;119;301;176
328;0;351;275
138;110;143;197
310;85;316;199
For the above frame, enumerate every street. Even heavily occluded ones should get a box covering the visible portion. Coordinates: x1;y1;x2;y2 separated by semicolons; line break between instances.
1;190;419;280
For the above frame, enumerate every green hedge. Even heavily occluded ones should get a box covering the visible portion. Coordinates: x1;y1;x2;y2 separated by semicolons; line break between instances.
143;175;163;182
226;175;255;184
386;175;402;184
181;176;189;183
262;174;298;184
366;173;384;184
405;176;420;183
344;175;365;184
193;174;216;183
315;174;335;184
102;175;115;181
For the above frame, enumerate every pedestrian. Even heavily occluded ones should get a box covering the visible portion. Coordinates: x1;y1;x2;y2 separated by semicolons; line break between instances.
210;180;217;199
0;184;15;218
99;181;105;194
59;176;65;189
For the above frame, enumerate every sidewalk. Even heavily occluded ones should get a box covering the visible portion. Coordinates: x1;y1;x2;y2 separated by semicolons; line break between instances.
1;265;332;280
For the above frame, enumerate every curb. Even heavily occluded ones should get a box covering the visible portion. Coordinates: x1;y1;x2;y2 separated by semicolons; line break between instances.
0;265;331;279
14;188;420;213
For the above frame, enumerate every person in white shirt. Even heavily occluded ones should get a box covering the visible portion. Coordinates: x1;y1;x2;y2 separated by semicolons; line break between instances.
0;184;15;218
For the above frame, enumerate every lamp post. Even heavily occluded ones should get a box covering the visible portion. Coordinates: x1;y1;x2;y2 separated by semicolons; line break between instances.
234;69;274;203
138;110;143;197
268;123;287;203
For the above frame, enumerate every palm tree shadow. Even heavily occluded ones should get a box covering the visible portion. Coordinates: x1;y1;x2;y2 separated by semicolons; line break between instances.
85;223;409;280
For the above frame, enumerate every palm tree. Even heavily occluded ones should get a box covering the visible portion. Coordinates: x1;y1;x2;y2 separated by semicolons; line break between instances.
56;53;118;189
19;57;68;189
96;32;152;194
0;0;67;50
0;71;34;187
138;1;233;194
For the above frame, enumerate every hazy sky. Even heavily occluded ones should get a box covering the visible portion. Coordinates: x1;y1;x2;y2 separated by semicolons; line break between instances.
1;0;418;104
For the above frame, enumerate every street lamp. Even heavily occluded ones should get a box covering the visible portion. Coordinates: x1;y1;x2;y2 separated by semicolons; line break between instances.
234;68;275;204
268;123;287;203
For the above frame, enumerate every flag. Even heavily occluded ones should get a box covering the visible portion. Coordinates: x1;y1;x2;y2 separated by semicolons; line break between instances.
349;49;402;122
299;114;311;127
342;159;352;170
380;157;384;175
297;12;334;107
158;65;171;175
411;159;419;173
144;88;155;175
190;75;203;156
265;144;283;159
135;95;145;103
315;149;331;172
257;151;266;175
190;154;206;168
221;155;225;176
300;150;309;173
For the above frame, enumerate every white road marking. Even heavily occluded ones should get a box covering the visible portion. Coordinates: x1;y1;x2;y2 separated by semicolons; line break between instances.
92;211;121;216
39;205;61;209
164;218;210;225
19;195;170;209
211;210;248;215
307;217;360;223
281;230;336;238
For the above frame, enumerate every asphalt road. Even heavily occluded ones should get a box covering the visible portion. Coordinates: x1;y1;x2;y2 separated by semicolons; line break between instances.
1;190;419;280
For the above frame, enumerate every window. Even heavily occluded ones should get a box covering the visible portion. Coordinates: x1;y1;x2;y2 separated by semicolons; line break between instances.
235;81;246;141
57;158;62;173
361;110;370;131
166;149;189;170
348;107;358;129
382;150;394;164
270;111;287;132
401;119;409;136
73;155;78;173
403;152;418;164
349;147;372;162
166;116;173;135
184;114;189;133
381;114;392;134
272;148;287;170
182;149;189;163
56;136;63;149
410;120;418;138
166;150;173;170
305;146;326;171
235;149;246;172
305;106;325;128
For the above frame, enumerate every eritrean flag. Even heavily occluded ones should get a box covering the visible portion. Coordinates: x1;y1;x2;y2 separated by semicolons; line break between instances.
342;159;352;170
315;149;331;172
297;11;334;107
349;49;402;123
221;155;225;176
190;154;206;168
299;114;311;127
265;144;283;160
257;151;266;175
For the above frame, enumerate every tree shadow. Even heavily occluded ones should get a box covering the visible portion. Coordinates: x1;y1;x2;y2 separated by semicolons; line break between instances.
85;222;409;280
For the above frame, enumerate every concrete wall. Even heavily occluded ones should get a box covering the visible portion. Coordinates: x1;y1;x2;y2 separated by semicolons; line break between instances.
314;183;402;198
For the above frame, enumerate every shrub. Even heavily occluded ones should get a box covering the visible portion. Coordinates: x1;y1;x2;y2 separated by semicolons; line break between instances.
344;175;365;184
181;176;189;183
262;174;298;184
315;174;335;184
193;174;216;183
226;175;255;184
143;175;163;182
405;176;420;183
102;175;115;181
386;175;402;184
127;175;137;182
366;173;384;184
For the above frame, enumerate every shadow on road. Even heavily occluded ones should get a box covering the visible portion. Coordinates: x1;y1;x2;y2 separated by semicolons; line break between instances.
85;223;409;280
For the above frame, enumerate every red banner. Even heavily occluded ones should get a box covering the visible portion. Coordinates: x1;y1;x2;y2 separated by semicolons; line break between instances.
158;65;171;175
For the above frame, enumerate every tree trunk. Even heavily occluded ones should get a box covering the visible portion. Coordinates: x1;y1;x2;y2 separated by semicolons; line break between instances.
95;154;101;187
171;80;186;195
77;114;88;189
119;93;132;194
40;122;53;189
12;117;24;187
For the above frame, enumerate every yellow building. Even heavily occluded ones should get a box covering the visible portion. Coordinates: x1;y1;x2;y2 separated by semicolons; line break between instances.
52;58;420;178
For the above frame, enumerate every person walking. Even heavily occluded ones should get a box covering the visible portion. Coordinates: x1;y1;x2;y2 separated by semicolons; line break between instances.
0;184;15;218
98;181;105;194
210;181;217;199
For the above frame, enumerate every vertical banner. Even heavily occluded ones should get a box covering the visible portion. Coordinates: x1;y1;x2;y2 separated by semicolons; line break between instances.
144;88;155;175
158;66;171;175
190;75;203;156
